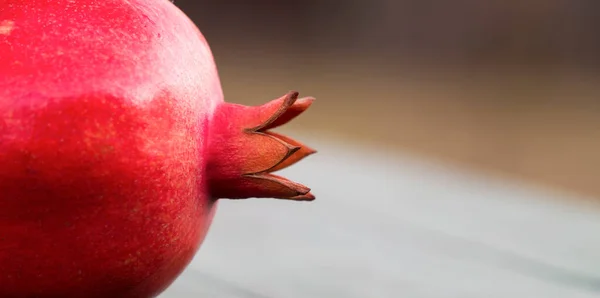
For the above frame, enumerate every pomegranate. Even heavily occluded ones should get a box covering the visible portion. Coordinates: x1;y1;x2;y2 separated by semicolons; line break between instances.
0;0;316;297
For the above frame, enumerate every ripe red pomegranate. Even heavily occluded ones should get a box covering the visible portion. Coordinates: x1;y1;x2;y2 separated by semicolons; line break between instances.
0;0;316;297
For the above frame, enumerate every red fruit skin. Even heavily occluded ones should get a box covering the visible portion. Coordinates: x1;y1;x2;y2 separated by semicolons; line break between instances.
0;0;223;297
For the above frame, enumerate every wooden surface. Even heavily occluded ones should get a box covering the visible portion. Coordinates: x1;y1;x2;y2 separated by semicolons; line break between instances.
161;135;600;297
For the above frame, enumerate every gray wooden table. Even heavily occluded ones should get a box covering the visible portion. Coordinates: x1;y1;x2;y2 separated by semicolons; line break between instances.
161;134;600;298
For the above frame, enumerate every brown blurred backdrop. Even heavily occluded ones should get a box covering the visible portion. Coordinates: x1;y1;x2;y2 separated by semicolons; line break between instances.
175;0;600;200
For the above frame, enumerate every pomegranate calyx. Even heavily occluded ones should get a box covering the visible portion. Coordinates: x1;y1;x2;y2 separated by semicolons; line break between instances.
207;91;316;201
246;91;316;132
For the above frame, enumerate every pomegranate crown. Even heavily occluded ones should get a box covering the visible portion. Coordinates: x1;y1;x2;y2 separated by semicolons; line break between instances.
207;91;316;201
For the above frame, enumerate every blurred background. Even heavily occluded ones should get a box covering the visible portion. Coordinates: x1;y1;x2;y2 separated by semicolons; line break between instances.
165;1;600;297
175;0;600;200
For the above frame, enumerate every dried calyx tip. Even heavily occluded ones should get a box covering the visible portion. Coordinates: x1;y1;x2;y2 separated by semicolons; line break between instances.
207;91;316;201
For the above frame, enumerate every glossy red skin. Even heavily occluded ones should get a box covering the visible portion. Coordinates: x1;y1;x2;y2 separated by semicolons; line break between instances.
0;0;223;296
